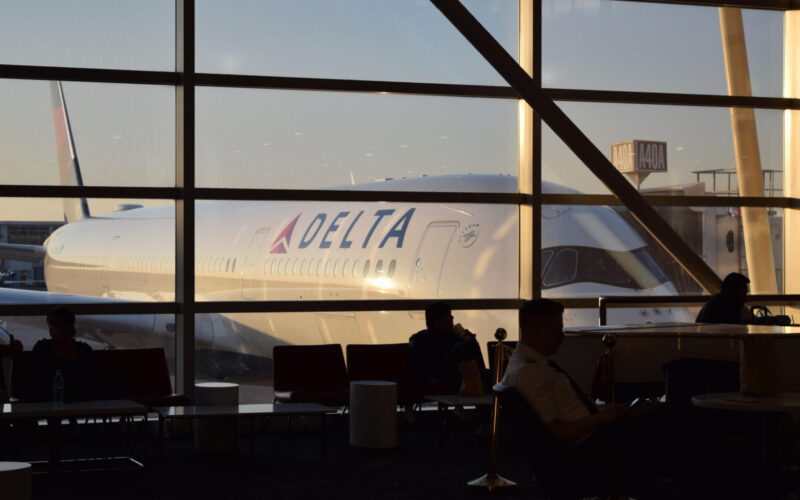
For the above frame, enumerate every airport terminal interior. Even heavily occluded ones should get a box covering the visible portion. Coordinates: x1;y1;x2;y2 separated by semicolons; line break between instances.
1;0;800;498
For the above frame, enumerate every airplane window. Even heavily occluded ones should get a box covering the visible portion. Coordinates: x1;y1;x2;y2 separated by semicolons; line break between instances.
342;259;349;277
225;259;230;273
388;259;396;278
324;259;331;278
271;258;278;275
300;259;307;277
363;260;371;277
375;260;384;275
542;248;578;287
285;258;292;276
316;259;322;277
333;259;340;278
541;249;554;278
353;259;360;278
231;258;237;273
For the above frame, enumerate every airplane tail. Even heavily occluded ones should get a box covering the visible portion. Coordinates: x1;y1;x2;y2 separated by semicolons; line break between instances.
51;81;90;223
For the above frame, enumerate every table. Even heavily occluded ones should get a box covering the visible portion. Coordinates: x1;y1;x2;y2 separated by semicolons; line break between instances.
563;323;800;396
692;392;800;499
154;402;337;456
0;399;148;472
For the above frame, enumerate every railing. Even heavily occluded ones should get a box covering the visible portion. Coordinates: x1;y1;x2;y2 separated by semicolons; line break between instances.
597;294;800;326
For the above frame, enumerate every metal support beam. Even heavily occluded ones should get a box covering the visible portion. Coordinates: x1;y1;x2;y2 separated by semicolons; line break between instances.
719;7;778;294
518;0;537;300
784;10;800;317
430;0;721;293
175;0;195;398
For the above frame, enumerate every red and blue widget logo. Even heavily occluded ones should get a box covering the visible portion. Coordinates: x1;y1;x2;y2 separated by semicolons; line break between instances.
269;214;300;254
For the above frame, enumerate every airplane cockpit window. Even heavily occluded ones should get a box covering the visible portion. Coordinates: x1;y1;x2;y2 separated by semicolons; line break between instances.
542;248;578;287
363;260;371;277
388;259;396;278
541;249;554;278
541;246;669;290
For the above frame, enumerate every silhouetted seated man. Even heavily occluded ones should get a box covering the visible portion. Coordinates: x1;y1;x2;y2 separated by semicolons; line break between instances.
696;272;752;324
408;301;487;394
32;307;95;402
502;299;733;495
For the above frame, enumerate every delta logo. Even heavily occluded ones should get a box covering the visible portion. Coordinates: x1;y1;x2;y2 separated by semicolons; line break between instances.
269;208;416;254
269;214;301;254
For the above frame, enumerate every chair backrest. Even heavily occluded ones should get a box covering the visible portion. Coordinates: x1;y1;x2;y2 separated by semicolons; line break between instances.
493;383;568;490
346;343;410;387
9;351;38;401
9;348;175;402
272;344;349;393
93;348;174;399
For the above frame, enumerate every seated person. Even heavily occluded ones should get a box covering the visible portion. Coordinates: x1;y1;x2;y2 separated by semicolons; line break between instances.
502;299;734;491
696;272;752;324
31;307;95;402
408;301;488;394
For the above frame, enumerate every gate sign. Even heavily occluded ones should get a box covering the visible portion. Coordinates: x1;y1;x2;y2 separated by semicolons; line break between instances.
611;140;667;174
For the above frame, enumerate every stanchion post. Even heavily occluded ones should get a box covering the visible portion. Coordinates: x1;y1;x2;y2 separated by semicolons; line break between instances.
467;328;516;490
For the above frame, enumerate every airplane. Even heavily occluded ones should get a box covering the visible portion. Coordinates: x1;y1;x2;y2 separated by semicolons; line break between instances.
0;82;690;376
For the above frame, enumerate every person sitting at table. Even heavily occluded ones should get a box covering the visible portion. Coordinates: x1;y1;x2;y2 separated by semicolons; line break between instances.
408;301;488;394
696;272;753;324
502;299;734;495
31;307;95;402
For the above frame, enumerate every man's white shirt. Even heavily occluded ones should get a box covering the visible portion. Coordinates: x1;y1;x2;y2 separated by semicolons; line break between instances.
501;343;591;424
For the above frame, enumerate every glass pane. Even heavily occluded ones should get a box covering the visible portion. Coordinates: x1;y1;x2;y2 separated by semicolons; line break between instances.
0;0;174;71
0;80;175;187
1;314;176;396
0;198;175;302
195;309;517;404
196;201;519;301
196;88;517;189
543;203;783;303
542;1;782;97
196;0;517;85
543;103;782;195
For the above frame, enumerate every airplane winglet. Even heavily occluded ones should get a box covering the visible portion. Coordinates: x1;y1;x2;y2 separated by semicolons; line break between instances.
50;81;90;223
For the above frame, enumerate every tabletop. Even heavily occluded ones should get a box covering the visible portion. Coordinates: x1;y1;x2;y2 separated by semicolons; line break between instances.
566;322;800;339
154;402;337;419
0;399;147;419
692;392;800;412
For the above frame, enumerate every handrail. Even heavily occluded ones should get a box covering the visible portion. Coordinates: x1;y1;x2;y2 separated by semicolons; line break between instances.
597;294;800;326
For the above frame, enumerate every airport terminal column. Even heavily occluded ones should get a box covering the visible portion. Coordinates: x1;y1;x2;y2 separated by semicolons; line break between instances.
719;7;777;295
784;10;800;319
175;0;196;398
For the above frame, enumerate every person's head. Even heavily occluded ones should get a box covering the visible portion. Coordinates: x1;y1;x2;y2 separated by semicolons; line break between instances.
720;272;750;305
519;299;565;356
425;301;454;333
46;307;76;341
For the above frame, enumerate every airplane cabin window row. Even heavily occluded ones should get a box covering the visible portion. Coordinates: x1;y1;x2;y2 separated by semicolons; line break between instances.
263;257;397;281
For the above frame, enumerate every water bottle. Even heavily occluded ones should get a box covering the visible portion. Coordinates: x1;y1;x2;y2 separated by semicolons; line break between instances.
53;369;64;406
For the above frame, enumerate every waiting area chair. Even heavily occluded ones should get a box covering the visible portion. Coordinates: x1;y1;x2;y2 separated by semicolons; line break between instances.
272;344;349;406
493;383;655;499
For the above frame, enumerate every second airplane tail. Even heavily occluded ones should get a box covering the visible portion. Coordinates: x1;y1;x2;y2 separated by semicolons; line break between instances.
51;81;90;223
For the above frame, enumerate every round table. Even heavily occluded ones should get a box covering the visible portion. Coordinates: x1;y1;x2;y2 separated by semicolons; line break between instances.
349;380;397;448
0;462;31;500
